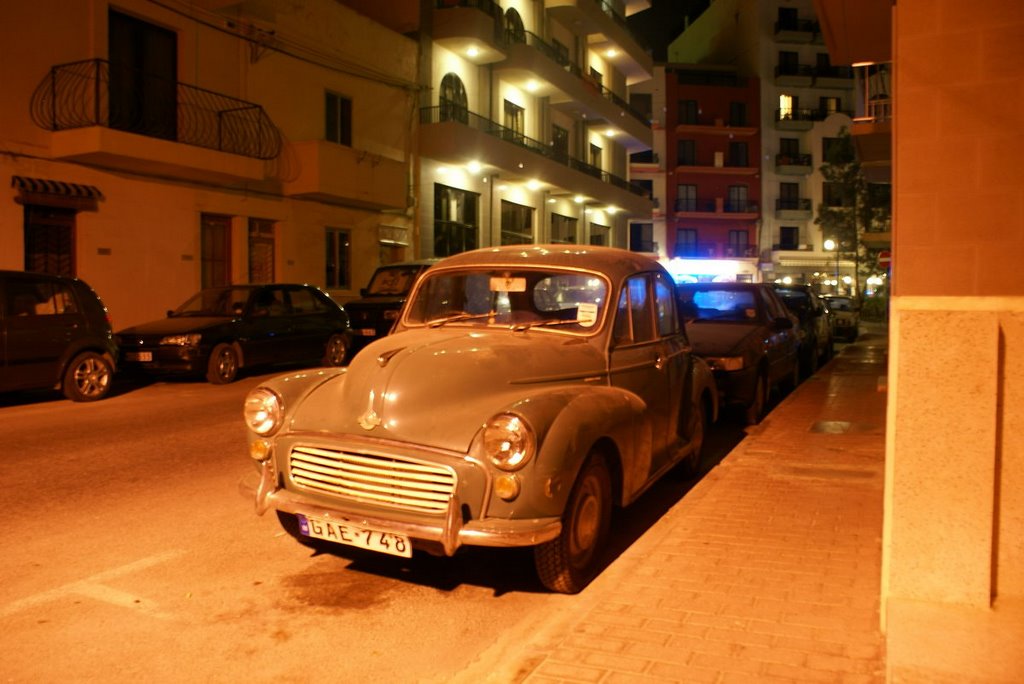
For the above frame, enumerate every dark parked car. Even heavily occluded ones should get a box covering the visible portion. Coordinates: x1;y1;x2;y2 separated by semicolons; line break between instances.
676;282;800;425
241;246;716;593
344;260;436;355
771;283;834;376
820;294;860;342
0;270;117;401
116;283;351;384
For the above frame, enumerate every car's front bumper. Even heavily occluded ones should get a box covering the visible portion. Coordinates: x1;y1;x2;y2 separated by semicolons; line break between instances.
120;346;208;374
239;464;562;556
711;364;760;407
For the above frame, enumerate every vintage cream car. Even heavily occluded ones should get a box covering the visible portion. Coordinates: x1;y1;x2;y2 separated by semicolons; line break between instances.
242;246;717;593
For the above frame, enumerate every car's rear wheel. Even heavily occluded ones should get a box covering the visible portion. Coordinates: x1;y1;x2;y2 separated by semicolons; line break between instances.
323;333;349;366
206;343;239;384
62;352;113;402
534;452;612;594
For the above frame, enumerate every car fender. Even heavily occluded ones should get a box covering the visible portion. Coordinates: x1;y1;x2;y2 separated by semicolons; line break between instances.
475;385;647;519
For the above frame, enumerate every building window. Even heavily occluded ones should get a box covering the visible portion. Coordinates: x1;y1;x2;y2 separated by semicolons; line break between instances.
727;230;749;256
779;182;800;208
248;219;275;284
726;185;749;212
435;184;479;256
630;223;654;252
676;184;697;212
201;214;232;288
728;141;748;167
552;124;569;162
23;205;75;276
589;66;603;86
675;228;698;257
778;50;799;76
780;226;799;250
325;228;350;289
325;91;352;146
440;73;468;123
677;139;696;166
551;213;577;244
589;143;602;170
823;181;849;207
504;8;526;43
109;10;177;141
729;101;747;127
503;100;524;141
779;94;796;119
678;99;698;124
820;96;840;116
589;223;609;246
501;200;533;245
780;137;800;159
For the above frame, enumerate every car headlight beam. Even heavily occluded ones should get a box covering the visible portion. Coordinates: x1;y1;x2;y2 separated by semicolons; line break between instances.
483;413;535;471
244;387;283;437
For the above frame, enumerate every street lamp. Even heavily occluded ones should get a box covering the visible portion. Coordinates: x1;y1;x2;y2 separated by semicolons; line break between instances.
824;238;840;293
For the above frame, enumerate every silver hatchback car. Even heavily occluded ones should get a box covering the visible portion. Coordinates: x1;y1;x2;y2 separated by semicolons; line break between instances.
242;246;716;593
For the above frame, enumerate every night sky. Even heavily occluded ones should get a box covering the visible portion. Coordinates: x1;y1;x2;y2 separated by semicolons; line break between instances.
628;0;711;61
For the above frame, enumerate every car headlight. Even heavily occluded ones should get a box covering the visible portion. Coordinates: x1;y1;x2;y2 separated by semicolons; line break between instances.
160;333;202;346
705;356;745;372
482;413;535;471
244;387;282;437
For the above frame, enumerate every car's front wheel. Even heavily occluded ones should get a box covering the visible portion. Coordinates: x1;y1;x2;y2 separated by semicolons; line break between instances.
62;352;113;402
323;333;349;366
206;343;239;384
534;452;612;594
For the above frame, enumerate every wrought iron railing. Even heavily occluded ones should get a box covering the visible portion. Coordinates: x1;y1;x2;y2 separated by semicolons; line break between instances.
30;59;282;160
421;106;649;198
776;198;813;211
775;153;813;167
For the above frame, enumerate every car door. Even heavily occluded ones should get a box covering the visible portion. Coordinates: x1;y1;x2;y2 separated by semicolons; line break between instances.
607;272;688;492
758;286;799;385
0;275;80;391
242;286;296;366
284;286;335;361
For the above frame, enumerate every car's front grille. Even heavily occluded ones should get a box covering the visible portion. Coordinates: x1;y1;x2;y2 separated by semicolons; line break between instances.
288;446;456;513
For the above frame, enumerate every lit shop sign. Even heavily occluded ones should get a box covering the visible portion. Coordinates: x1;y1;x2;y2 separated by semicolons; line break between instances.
662;257;759;283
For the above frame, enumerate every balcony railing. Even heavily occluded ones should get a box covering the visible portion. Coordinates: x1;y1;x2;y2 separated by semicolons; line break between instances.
775;153;812;167
776;198;812;211
774;64;815;79
775;107;853;123
674;198;716;213
420;106;648;197
774;17;819;34
30;58;281;160
724;200;758;213
507;29;649;126
673;242;756;259
853;62;893;124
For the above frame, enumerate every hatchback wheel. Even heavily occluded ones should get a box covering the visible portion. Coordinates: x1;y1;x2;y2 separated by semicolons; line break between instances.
62;352;113;402
534;452;612;594
206;343;239;384
323;333;349;366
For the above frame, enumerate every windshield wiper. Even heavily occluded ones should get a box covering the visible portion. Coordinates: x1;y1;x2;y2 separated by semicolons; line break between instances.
426;312;495;328
511;318;582;331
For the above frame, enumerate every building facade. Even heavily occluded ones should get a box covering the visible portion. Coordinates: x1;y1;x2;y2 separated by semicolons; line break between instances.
1;0;418;328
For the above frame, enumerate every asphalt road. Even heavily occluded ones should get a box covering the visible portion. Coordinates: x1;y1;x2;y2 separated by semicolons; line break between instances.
0;367;746;683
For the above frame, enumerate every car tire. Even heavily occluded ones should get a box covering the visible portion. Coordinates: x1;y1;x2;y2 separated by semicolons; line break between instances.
745;371;768;426
677;397;706;476
534;452;612;594
206;343;239;384
323;333;349;366
62;351;113;402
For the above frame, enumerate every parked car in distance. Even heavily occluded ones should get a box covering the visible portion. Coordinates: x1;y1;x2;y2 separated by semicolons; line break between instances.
820;294;860;342
116;283;351;384
676;281;800;425
771;283;833;377
242;245;713;594
0;270;117;401
344;260;436;355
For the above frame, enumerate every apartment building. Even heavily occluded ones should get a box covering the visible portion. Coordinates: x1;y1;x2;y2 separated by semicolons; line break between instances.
1;0;418;328
667;0;856;287
416;0;655;255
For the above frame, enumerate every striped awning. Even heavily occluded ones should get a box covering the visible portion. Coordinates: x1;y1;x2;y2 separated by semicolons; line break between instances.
11;175;103;210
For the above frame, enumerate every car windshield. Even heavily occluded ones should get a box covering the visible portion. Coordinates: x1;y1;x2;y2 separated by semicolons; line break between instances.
677;287;760;323
172;287;253;316
827;297;855;311
774;288;811;313
365;266;422;296
404;268;609;334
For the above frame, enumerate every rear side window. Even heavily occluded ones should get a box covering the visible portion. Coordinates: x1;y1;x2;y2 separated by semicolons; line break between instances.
5;277;78;317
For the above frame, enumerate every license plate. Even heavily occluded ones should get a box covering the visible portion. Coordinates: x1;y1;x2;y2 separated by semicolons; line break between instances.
297;514;411;558
358;328;376;337
127;351;153;362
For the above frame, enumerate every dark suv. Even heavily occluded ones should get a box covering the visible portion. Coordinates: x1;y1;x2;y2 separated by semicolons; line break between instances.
344;260;436;355
0;271;117;401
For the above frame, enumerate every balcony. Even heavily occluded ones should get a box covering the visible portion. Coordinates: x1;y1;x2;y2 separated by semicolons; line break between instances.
30;59;280;185
283;141;408;210
774;17;819;44
496;29;652;149
674;197;759;219
815;65;855;88
850;62;893;182
675;156;758;176
674;116;757;138
775;197;813;220
432;0;507;65
775;153;813;175
543;0;653;85
419;106;652;216
775;63;814;87
674;242;757;259
775;107;851;131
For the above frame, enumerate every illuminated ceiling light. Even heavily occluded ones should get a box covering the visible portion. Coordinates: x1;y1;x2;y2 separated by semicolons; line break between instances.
527;179;542;191
526;79;539;92
467;160;482;174
547;198;556;204
517;162;524;169
604;128;617;137
497;184;508;191
605;48;618;58
467;46;480;58
606;206;618;214
574;195;585;204
437;166;449;175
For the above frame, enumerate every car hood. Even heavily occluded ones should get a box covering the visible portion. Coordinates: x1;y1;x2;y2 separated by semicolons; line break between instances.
685;322;763;358
117;316;232;337
288;328;606;453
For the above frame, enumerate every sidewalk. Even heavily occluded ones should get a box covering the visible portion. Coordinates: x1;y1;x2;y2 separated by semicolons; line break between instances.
511;325;890;683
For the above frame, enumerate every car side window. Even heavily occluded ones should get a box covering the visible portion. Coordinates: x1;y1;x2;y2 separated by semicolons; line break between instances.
653;273;678;337
253;288;289;317
5;279;77;317
289;288;322;314
613;275;655;345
